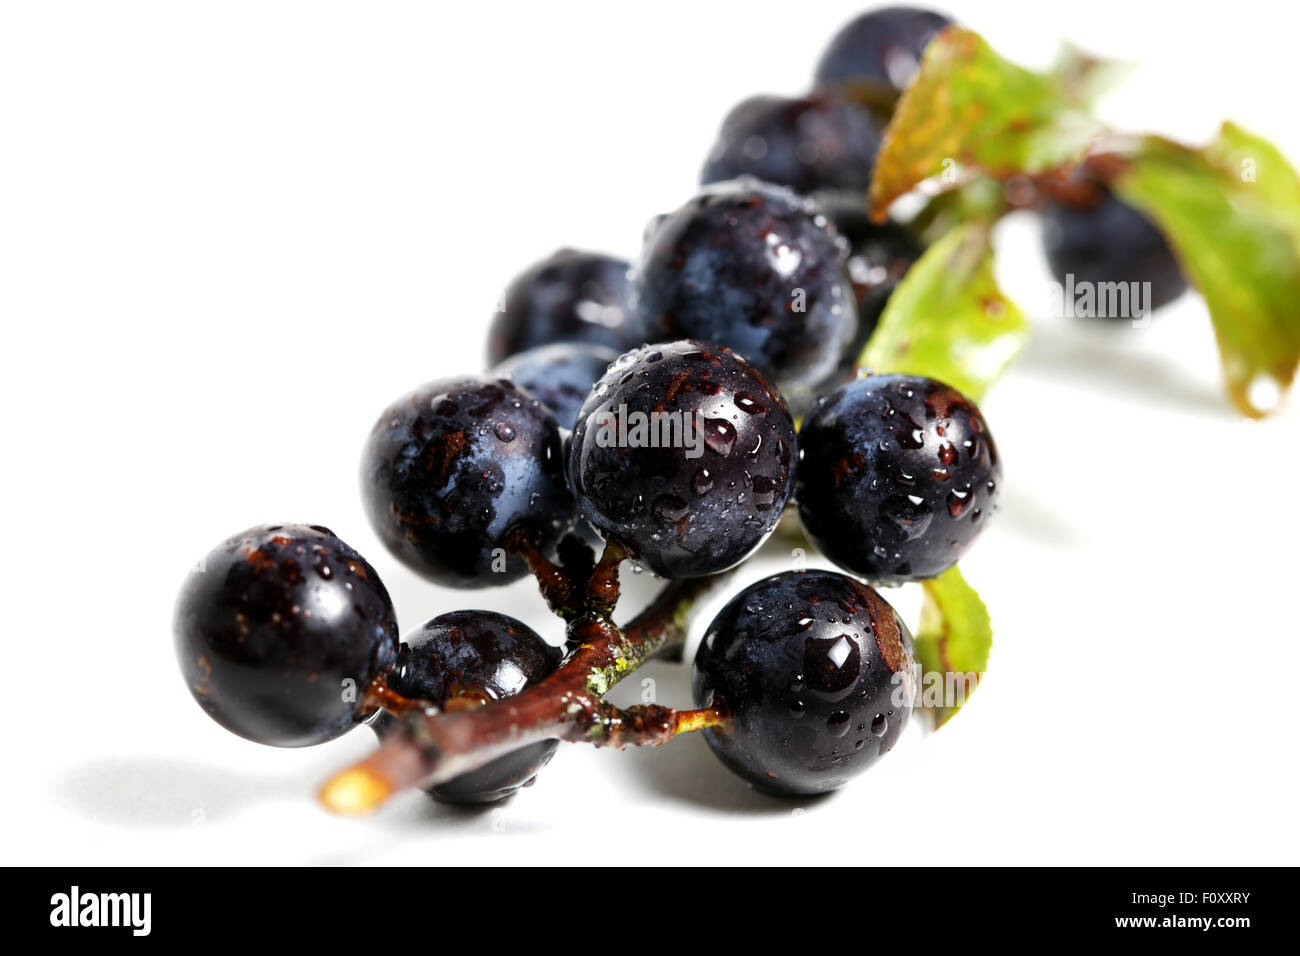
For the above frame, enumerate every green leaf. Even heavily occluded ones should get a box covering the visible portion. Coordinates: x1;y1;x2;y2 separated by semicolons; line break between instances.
862;221;1029;401
1113;127;1300;417
869;27;1104;219
914;566;991;729
1205;122;1300;225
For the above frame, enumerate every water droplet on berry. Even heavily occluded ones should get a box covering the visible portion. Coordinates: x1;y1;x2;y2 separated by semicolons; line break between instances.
882;495;932;539
947;487;973;518
704;419;736;456
653;494;689;522
827;711;851;737
871;713;888;736
693;467;714;495
494;422;516;442
804;633;861;698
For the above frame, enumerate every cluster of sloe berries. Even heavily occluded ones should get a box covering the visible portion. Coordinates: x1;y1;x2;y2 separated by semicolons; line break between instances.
171;5;1115;807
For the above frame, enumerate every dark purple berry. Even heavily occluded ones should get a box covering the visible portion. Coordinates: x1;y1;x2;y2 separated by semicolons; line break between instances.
796;374;1000;584
568;341;796;578
821;196;924;378
361;376;576;588
1041;187;1187;316
492;342;618;431
173;524;399;747
632;179;858;402
700;93;882;196
692;569;916;796
373;611;561;804
814;6;953;94
486;249;641;365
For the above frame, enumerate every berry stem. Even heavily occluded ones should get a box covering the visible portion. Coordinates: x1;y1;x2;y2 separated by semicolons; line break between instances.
509;532;629;622
507;527;577;618
583;537;627;616
1028;154;1129;209
362;678;489;717
361;677;422;716
1030;171;1105;209
319;573;731;815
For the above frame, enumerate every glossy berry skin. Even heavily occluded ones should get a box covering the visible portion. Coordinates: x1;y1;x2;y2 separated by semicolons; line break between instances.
699;93;882;196
797;374;1000;585
173;524;399;747
361;376;576;588
822;198;924;377
633;179;858;401
814;6;953;94
373;611;561;804
486;249;640;365
693;570;916;796
1041;189;1187;315
492;342;618;431
568;341;796;579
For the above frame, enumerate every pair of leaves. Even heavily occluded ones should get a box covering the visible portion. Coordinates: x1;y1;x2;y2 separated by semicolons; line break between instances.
873;27;1300;419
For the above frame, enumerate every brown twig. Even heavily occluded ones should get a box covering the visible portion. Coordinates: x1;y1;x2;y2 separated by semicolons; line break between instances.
319;574;732;814
506;527;578;618
584;537;627;615
361;677;426;717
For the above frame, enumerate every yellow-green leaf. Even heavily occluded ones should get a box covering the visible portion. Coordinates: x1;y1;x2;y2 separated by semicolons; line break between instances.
1205;122;1300;226
862;222;1028;401
915;565;991;729
1114;128;1300;417
869;27;1103;219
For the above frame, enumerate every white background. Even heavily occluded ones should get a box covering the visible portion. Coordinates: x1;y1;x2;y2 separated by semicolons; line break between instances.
3;0;1298;866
